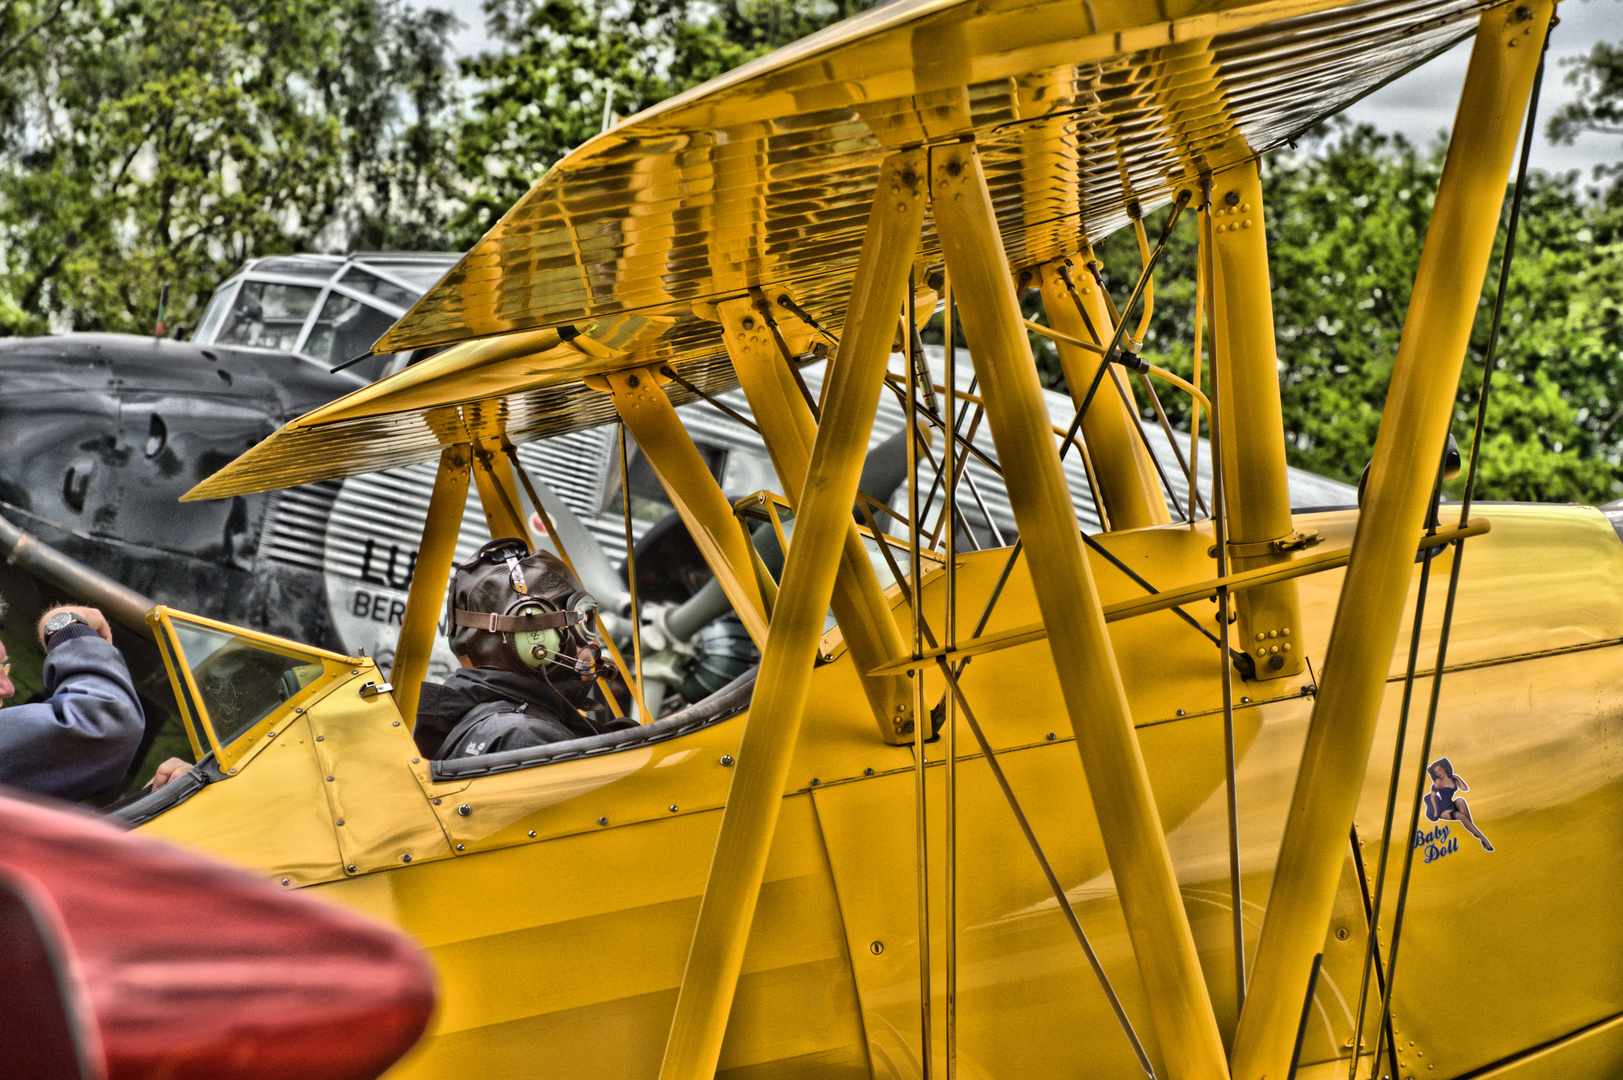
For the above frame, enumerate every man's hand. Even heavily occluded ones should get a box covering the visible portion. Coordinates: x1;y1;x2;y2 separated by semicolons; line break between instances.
146;757;195;792
37;605;114;648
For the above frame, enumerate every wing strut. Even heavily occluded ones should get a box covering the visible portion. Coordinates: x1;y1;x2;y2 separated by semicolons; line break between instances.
719;295;917;744
655;149;928;1080
1229;5;1556;1077
392;445;471;728
933;140;1230;1080
1207;156;1307;681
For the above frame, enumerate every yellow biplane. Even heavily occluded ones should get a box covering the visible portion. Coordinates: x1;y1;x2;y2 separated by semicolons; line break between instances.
112;0;1622;1077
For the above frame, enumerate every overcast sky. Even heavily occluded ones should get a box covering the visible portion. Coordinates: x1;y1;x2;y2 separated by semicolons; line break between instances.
1342;0;1621;181
421;0;1622;181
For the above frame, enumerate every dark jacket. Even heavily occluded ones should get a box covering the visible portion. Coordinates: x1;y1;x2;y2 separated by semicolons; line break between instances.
0;629;144;801
414;667;635;760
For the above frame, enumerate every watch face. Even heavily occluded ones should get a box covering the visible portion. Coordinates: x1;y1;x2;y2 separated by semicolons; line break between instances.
46;612;82;635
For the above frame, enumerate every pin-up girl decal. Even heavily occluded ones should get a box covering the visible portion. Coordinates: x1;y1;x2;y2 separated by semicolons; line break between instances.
1424;758;1493;852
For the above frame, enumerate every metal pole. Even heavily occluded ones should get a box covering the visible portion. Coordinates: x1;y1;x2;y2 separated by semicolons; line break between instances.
392;444;470;727
656;149;927;1080
1202;199;1248;1015
1229;7;1554;1076
618;423;647;719
1038;258;1169;529
720;297;917;743
1207;157;1304;680
0;516;155;639
906;267;934;1078
932;140;1228;1080
943;279;959;1080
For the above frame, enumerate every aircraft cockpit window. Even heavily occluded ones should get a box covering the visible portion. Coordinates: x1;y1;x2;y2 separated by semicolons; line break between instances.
361;260;454;292
340;267;418;310
252;257;345;281
155;627;211;762
303;292;398;377
216;281;321;353
193;282;237;344
148;607;336;769
169;619;326;746
190;253;460;376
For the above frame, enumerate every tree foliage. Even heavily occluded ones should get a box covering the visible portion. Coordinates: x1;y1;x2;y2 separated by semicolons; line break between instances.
1550;39;1623;188
1068;121;1623;504
0;0;458;337
450;0;873;243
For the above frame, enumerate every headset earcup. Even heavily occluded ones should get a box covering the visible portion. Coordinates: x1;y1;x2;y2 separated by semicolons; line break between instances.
514;626;563;669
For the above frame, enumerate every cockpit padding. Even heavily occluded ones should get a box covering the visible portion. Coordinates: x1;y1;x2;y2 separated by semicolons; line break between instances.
109;753;227;827
430;665;757;781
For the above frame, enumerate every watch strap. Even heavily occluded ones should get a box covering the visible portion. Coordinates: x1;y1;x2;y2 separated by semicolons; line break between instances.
45;623;99;649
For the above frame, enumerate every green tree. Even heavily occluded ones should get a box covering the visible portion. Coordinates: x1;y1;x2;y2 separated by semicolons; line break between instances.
0;0;460;337
451;0;875;244
1550;38;1623;189
1060;121;1621;503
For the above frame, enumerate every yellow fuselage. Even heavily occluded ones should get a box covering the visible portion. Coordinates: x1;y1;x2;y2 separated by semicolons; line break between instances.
138;504;1623;1078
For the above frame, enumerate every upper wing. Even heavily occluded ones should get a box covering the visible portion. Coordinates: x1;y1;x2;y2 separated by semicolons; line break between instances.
186;0;1481;501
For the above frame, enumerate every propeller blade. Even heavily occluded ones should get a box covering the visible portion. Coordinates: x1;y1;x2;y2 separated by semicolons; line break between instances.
0;790;435;1080
516;466;626;610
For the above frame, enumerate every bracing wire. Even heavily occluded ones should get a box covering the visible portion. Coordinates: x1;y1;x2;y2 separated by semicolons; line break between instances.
1200;186;1247;1010
905;271;934;1079
1367;36;1550;1076
1347;471;1442;1080
617;423;646;720
853;493;1158;1080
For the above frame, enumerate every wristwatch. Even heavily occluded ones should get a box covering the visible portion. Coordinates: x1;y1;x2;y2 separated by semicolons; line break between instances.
43;611;89;640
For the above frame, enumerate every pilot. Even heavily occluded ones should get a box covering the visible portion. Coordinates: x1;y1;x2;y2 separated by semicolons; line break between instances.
0;603;145;801
414;539;636;760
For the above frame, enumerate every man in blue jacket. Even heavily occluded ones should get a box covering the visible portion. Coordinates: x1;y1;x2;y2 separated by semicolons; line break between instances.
0;604;144;801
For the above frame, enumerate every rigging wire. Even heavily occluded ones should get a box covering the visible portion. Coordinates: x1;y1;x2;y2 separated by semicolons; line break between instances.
1090;232;1195;523
880;376;1005;549
1367;38;1549;1077
942;280;959;1080
1135;366;1209;518
1347;488;1439;1080
1200;186;1248;1010
751;286;822;421
1056;190;1192;460
853;493;1157;1080
1187;238;1207;522
920;372;984;548
504;445;636;720
774;293;840;345
617;423;646;720
905;271;934;1079
658;365;761;434
953;193;1228;670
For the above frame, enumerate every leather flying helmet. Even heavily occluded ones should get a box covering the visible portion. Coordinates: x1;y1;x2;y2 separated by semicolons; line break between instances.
448;538;602;678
